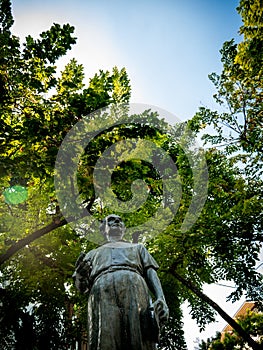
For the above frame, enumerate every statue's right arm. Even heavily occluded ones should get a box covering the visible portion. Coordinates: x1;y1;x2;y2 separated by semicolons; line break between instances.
72;253;92;294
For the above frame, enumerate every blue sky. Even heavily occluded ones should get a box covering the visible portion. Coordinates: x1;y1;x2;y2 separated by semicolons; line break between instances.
11;0;249;348
13;0;242;122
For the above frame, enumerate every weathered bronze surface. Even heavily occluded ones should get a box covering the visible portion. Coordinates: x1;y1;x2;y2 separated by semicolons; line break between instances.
73;215;169;350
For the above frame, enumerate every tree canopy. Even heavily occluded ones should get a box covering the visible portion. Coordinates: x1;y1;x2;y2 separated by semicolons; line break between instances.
189;0;263;178
0;1;262;349
198;310;263;349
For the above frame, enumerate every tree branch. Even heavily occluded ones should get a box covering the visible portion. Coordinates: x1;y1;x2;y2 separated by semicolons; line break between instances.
170;267;261;350
0;197;96;266
0;219;68;266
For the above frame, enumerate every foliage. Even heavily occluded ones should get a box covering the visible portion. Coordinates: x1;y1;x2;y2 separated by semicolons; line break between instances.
188;0;263;178
198;311;263;349
197;332;222;350
1;1;263;349
0;0;131;348
187;0;263;311
0;225;94;349
187;1;263;346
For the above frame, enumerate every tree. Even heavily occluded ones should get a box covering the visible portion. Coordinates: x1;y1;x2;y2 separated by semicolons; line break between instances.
180;1;263;347
198;311;263;349
1;1;263;349
189;0;263;178
0;0;131;348
197;332;222;350
0;0;131;261
185;0;263;304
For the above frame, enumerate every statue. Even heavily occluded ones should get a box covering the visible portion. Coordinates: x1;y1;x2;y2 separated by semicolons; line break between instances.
73;214;169;350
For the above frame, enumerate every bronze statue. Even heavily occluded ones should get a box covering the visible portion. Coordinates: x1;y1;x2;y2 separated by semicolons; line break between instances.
73;214;169;350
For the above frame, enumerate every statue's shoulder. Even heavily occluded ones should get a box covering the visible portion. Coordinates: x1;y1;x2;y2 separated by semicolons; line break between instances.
135;243;146;249
101;241;134;248
84;247;100;258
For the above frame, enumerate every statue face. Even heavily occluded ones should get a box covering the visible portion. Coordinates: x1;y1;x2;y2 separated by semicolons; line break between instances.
104;215;125;241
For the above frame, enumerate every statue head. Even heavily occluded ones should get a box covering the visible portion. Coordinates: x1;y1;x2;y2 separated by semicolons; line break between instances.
100;214;125;242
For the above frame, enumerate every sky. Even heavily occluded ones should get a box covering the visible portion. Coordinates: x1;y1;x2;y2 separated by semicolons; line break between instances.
10;0;262;349
12;0;242;122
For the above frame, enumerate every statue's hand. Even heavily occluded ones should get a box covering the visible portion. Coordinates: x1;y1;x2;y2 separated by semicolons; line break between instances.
76;259;92;277
153;299;169;324
75;252;86;267
73;256;92;294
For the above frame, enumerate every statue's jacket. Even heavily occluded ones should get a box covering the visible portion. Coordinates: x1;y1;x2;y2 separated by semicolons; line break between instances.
86;241;159;284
